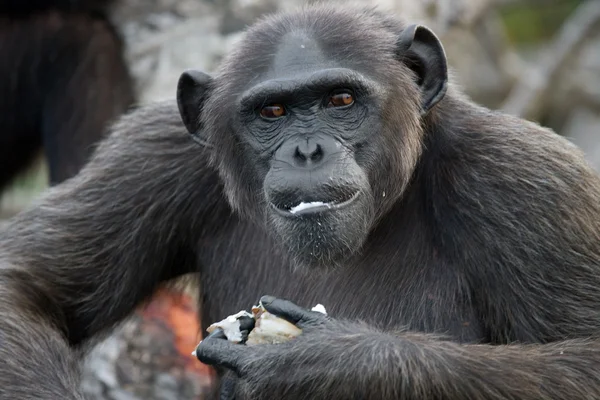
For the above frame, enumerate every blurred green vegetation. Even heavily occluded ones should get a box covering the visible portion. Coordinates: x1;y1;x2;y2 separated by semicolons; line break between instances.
499;0;583;45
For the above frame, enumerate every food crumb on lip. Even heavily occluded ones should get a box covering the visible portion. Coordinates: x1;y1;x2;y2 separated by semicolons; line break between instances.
289;201;332;214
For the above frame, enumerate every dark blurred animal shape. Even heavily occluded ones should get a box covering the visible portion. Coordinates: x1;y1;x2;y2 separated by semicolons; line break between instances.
0;0;134;189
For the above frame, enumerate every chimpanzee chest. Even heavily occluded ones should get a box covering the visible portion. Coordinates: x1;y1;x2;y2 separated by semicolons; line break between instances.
198;218;485;343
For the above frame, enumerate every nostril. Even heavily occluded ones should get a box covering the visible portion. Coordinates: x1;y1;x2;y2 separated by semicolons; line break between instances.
311;144;323;162
294;146;307;162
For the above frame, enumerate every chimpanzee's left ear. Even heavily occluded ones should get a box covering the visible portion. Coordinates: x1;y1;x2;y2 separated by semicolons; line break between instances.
396;24;448;115
177;69;213;147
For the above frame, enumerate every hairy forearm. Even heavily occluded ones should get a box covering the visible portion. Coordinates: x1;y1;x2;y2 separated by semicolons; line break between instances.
389;332;600;399
260;323;600;400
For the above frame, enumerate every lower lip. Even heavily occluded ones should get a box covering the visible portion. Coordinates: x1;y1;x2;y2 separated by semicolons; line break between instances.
271;191;361;217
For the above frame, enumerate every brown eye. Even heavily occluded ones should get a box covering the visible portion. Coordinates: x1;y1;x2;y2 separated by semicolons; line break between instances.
328;92;354;108
260;104;286;119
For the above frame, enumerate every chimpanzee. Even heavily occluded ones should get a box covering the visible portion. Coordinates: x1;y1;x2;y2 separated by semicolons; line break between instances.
0;0;134;189
1;4;600;400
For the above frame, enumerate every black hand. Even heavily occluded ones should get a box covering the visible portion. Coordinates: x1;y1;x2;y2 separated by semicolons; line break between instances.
195;328;252;376
196;299;369;399
259;295;330;329
196;296;333;391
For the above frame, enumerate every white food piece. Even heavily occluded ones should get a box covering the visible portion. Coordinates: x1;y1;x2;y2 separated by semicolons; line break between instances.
246;310;302;345
246;302;328;345
289;201;331;214
206;310;253;343
311;304;327;314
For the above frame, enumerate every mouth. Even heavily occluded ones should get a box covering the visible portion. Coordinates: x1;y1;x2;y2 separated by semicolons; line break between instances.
271;191;360;217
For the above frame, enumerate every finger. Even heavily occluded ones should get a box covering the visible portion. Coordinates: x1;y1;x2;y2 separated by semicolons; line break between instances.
192;329;226;357
236;315;255;344
194;329;249;375
238;315;255;332
191;328;231;358
207;328;229;340
260;295;326;328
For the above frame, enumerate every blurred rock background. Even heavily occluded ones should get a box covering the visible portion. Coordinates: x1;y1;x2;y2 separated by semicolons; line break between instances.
1;0;599;399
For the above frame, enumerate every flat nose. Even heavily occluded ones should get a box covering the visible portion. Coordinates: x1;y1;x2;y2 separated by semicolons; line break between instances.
293;139;324;167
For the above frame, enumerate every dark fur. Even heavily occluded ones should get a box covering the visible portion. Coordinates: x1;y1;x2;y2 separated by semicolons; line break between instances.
0;0;133;189
1;3;600;399
0;1;116;15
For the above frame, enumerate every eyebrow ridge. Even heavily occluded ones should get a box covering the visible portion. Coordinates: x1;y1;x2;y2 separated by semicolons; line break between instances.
238;68;379;109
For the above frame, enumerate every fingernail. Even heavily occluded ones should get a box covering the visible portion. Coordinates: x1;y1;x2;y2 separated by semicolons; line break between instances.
260;295;275;305
191;350;197;357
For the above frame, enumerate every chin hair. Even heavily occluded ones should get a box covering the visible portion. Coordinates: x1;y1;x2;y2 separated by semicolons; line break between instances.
266;196;374;270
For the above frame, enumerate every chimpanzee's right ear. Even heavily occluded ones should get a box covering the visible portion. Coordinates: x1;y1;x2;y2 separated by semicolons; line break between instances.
177;70;213;147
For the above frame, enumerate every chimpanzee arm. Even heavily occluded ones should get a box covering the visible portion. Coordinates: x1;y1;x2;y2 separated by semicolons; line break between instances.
0;101;226;399
197;297;600;400
389;333;600;399
296;329;600;399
